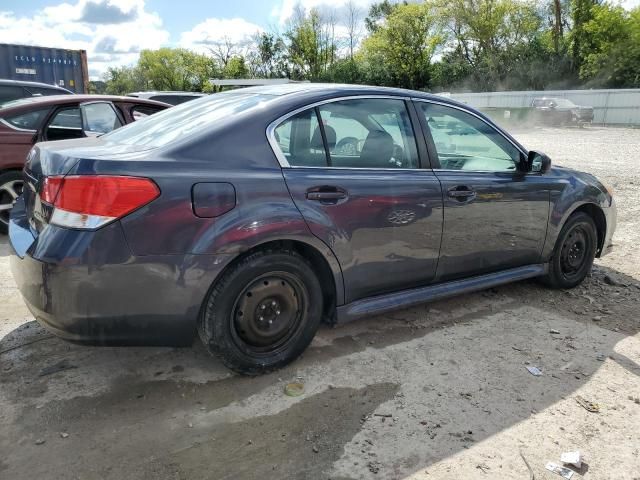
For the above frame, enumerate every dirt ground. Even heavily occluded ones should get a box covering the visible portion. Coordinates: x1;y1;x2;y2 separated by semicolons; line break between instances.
1;126;639;480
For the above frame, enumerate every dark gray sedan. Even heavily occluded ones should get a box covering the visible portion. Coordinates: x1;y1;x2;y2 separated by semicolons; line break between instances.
9;84;616;374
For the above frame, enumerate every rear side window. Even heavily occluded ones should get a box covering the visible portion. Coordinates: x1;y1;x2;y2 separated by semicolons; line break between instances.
274;109;325;167
273;98;419;169
2;108;50;130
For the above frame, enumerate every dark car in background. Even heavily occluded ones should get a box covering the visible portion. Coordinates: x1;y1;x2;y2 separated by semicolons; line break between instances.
531;97;594;126
9;84;616;375
127;91;207;105
0;94;169;232
0;79;72;104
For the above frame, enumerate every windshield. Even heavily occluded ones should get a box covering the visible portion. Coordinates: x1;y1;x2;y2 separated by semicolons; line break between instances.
102;92;274;148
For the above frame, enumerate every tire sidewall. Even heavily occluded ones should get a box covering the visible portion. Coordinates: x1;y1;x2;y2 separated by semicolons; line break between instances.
202;252;323;374
549;213;597;288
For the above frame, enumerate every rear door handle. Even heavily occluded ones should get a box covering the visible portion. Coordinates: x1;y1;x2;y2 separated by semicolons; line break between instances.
447;186;476;200
306;191;346;200
306;187;348;204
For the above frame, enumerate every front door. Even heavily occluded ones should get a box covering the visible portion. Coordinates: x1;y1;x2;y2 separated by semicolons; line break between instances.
415;100;550;282
273;97;443;303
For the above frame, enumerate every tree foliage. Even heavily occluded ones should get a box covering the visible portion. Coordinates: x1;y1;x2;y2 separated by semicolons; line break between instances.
103;0;640;95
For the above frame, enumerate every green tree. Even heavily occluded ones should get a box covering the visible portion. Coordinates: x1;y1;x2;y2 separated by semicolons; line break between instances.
103;65;146;95
137;48;217;91
359;2;444;89
579;5;640;87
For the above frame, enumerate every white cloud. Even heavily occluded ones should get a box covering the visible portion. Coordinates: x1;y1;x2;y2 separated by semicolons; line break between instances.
270;0;374;25
179;17;263;55
0;0;169;80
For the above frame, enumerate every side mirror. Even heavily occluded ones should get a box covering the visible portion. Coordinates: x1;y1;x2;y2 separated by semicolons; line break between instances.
528;150;552;174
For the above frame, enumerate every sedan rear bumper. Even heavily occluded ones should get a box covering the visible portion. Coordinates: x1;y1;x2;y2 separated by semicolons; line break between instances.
9;198;230;346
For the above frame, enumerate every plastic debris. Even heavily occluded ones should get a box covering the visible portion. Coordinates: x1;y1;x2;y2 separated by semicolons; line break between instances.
60;432;69;439
560;451;582;469
526;366;543;376
575;395;600;413
284;382;304;397
546;462;574;479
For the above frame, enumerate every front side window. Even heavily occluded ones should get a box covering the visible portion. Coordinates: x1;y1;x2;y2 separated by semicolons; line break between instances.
418;103;521;172
81;102;123;134
273;98;419;169
2;108;50;130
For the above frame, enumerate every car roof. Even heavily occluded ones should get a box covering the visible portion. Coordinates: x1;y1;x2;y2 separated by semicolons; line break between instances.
0;78;72;92
0;94;170;113
227;83;470;111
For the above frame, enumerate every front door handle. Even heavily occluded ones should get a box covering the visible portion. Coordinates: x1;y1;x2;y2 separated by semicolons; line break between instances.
306;187;348;204
447;186;476;201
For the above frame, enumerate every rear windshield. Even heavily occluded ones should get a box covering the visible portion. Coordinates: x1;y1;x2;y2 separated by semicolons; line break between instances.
102;93;274;148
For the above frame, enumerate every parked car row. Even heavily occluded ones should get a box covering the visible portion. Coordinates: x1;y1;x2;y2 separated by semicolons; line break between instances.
0;95;170;232
7;83;616;375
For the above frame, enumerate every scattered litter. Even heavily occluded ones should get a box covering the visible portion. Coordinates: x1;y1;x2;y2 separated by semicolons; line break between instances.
592;316;602;322
526;366;543;376
187;423;193;428
60;432;69;439
34;438;46;445
38;359;77;377
575;395;600;413
596;353;606;362
550;329;560;334
476;463;490;474
284;382;304;397
560;451;582;468
545;462;574;479
312;445;319;453
373;413;392;418
519;451;535;480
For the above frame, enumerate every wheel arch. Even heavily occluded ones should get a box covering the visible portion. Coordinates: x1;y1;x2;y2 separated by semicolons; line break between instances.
547;202;606;260
199;238;343;326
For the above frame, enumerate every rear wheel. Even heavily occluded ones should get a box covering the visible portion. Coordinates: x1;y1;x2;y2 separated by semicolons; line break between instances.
541;212;597;289
198;250;323;375
0;171;24;235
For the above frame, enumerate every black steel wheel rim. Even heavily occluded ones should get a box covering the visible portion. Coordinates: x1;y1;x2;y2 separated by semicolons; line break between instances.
0;179;23;227
559;225;590;280
231;272;307;354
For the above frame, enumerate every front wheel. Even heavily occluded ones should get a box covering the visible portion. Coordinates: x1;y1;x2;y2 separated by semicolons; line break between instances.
198;250;323;375
0;171;24;235
541;212;598;289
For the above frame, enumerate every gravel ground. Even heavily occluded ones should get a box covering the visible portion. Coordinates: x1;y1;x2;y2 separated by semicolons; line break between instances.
1;126;639;480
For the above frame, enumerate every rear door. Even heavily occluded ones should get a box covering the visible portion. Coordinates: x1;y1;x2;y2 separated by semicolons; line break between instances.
414;100;550;282
272;96;443;303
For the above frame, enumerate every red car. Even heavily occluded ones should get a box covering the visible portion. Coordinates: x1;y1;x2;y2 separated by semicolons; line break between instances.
0;94;169;233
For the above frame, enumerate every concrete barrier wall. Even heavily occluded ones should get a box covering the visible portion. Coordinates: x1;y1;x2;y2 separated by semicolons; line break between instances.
449;89;640;126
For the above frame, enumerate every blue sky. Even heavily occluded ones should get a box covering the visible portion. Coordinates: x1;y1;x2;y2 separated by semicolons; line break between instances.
1;0;639;79
0;0;376;78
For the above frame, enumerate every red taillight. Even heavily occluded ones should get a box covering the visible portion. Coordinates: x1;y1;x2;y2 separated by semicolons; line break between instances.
41;175;160;230
41;176;64;204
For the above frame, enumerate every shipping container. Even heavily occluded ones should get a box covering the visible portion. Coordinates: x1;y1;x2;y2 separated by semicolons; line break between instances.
0;43;88;93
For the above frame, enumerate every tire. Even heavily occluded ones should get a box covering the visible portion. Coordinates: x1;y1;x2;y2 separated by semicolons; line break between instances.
198;249;323;375
541;212;598;289
0;171;24;235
